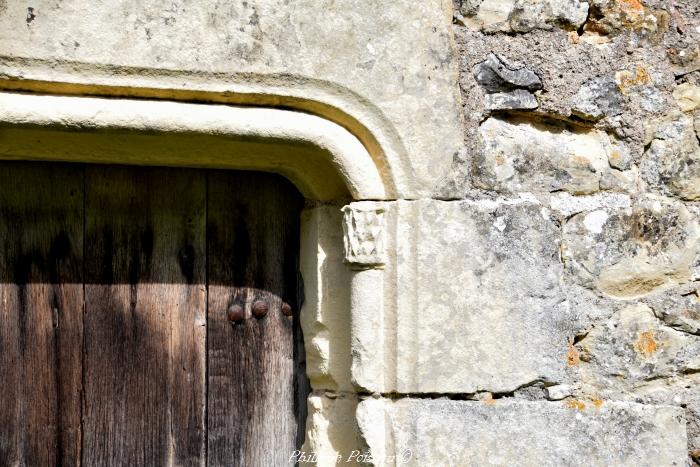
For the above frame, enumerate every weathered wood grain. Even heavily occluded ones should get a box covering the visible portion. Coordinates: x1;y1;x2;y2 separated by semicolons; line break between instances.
83;165;206;466
206;171;303;467
0;163;305;467
0;162;84;466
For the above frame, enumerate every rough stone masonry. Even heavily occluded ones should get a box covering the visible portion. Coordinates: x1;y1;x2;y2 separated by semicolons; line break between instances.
0;0;699;465
447;0;700;464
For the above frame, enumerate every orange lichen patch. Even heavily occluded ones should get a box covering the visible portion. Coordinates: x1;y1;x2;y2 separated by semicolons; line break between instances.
572;155;592;167
608;150;623;165
592;399;603;409
568;31;580;44
565;399;586;411
567;342;580;367
633;65;651;84
617;65;651;94
611;0;647;27
584;0;667;42
617;0;644;14
634;330;658;357
483;393;496;406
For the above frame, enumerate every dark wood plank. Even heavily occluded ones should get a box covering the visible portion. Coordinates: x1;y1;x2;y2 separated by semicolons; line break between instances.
207;171;303;467
83;165;206;466
0;162;84;466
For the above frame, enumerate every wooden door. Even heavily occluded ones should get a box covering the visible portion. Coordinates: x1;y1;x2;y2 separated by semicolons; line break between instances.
0;162;306;467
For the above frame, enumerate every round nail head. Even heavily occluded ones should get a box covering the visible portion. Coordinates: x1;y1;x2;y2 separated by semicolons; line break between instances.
227;304;244;322
252;300;269;318
281;302;293;317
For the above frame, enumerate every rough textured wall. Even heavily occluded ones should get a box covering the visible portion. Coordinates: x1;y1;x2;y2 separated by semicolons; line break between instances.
451;0;700;463
1;0;699;464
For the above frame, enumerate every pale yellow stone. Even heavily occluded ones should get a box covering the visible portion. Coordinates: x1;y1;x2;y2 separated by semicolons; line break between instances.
673;83;700;112
301;395;363;466
300;207;354;391
0;92;385;201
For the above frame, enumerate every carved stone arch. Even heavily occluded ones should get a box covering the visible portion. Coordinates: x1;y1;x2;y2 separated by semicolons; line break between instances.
0;87;390;459
0;91;391;201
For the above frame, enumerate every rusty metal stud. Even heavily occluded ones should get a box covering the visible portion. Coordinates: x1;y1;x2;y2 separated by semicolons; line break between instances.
227;304;244;323
252;300;269;318
281;302;293;317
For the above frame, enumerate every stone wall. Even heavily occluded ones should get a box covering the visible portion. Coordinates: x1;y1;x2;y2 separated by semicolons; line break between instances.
439;0;700;464
1;0;699;464
307;0;700;464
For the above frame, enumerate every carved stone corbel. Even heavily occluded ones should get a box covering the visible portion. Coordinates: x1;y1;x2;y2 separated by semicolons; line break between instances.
341;202;386;269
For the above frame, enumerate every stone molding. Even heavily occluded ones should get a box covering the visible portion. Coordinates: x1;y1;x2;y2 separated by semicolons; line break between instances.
0;91;387;201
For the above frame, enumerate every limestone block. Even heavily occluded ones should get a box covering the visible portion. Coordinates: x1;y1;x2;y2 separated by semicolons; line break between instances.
571;290;700;461
300;394;363;466
357;398;688;467
473;117;626;195
576;303;700;391
0;0;463;199
562;196;700;299
642;113;700;201
485;89;539;110
458;0;588;33
300;207;353;391
351;198;570;394
583;0;669;39
605;135;634;170
610;374;700;465
674;83;700;112
545;384;575;400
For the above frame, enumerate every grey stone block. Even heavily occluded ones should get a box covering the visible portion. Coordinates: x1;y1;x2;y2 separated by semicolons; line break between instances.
357;398;688;467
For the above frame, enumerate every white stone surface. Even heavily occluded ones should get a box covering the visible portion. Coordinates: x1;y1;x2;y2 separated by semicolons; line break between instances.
0;92;384;201
300;207;353;391
545;384;575;400
357;398;688;467
674;83;700;112
642;112;700;201
0;0;463;199
351;198;570;394
549;192;632;218
300;394;363;466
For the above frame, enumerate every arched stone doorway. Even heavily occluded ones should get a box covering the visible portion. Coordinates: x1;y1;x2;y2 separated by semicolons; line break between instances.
0;90;395;465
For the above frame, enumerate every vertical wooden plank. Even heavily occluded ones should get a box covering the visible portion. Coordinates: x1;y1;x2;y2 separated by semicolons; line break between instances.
207;171;303;466
0;162;84;466
83;165;206;466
